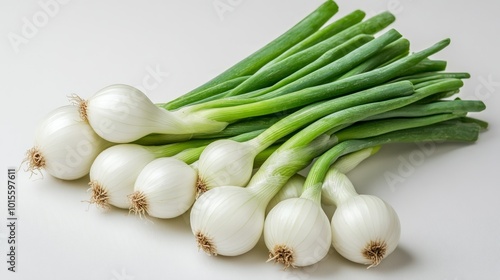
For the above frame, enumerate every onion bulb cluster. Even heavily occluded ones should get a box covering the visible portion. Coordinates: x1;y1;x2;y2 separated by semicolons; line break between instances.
22;0;488;275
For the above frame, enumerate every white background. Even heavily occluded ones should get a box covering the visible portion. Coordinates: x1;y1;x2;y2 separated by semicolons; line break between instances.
1;0;499;279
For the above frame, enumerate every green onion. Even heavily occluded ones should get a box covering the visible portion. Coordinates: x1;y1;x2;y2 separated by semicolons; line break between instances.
273;9;366;61
226;10;369;95
365;99;486;120
304;121;481;197
262;118;481;268
164;76;250;110
166;0;339;108
195;81;414;192
337;38;410;80
26;1;489;271
270;11;396;67
398;59;448;76
195;38;451;123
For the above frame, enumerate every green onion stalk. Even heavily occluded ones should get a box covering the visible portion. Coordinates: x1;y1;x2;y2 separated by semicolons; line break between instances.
194;80;414;194
166;0;340;109
189;75;485;259
70;7;437;145
195;73;479;192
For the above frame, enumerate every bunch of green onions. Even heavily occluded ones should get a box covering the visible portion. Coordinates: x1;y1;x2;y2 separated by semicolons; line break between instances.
25;0;488;270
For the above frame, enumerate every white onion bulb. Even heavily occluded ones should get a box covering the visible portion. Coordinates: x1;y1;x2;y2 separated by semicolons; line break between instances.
88;144;158;209
76;84;227;143
130;157;197;219
25;105;110;180
322;163;401;268
264;198;331;268
196;140;258;195
331;195;400;268
190;186;265;256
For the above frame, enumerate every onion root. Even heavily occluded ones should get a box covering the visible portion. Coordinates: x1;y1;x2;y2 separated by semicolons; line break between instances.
196;232;217;256
23;147;45;177
68;94;88;123
267;245;296;270
363;240;387;268
128;191;148;218
88;180;110;209
195;177;208;198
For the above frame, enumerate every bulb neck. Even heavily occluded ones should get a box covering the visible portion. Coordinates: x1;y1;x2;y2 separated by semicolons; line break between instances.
300;184;322;205
322;168;358;206
167;109;229;135
249;134;337;205
247;172;289;205
331;146;379;173
245;137;266;154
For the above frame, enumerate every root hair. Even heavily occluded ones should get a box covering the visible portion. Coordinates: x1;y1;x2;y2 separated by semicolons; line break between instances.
87;180;110;209
195;177;208;199
128;191;149;218
362;240;387;268
23;147;45;178
267;244;295;270
196;232;217;256
68;94;89;122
